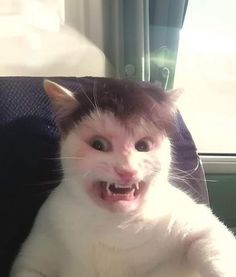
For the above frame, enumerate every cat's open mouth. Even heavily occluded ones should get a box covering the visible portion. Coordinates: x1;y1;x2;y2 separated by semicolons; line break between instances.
98;181;145;202
90;180;147;211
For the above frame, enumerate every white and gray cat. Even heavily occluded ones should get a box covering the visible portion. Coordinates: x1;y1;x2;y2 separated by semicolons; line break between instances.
11;78;236;277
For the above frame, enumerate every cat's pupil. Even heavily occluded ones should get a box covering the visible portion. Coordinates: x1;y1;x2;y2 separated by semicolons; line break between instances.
135;140;150;152
92;140;105;151
90;137;111;152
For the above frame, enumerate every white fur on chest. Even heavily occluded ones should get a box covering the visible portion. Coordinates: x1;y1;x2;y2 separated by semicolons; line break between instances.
58;231;198;277
60;243;199;277
36;185;199;277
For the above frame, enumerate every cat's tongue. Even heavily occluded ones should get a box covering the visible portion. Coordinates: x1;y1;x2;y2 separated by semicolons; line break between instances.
100;182;137;202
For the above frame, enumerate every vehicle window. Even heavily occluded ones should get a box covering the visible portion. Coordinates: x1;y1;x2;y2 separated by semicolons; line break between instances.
174;0;236;154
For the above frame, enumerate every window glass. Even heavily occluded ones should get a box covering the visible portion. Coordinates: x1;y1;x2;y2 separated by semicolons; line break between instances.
0;0;107;77
174;0;236;154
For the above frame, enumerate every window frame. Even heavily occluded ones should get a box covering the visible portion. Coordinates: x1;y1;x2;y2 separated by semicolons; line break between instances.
201;155;236;174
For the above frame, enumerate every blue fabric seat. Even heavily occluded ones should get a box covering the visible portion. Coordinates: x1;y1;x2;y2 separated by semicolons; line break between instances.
0;77;209;276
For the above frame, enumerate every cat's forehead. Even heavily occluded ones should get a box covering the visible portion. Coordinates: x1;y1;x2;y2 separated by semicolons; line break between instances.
72;78;172;128
78;111;160;139
44;78;178;137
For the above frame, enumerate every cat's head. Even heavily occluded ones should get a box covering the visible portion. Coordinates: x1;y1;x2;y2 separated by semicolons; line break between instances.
44;78;180;214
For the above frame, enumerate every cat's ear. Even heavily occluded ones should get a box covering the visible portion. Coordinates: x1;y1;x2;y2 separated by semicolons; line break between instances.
164;89;183;118
166;88;183;104
43;80;79;131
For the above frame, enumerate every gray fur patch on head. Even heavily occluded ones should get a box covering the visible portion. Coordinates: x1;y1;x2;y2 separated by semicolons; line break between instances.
43;77;179;137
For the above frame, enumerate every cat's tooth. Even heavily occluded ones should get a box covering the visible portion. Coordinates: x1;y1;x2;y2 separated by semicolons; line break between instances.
129;188;135;197
133;183;139;190
106;182;111;195
115;183;133;189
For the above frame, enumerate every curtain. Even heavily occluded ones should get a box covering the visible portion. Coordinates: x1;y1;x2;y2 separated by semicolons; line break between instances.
102;0;188;88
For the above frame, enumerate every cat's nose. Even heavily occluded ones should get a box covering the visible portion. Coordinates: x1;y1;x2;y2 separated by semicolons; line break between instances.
114;167;137;182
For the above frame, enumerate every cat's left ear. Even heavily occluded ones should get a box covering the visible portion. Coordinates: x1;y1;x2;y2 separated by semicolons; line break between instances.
166;88;183;105
43;80;79;131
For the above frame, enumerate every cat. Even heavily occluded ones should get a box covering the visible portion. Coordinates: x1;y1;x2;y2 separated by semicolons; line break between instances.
10;78;236;277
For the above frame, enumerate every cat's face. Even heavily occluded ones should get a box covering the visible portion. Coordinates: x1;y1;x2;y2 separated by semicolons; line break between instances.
44;78;179;213
61;111;171;213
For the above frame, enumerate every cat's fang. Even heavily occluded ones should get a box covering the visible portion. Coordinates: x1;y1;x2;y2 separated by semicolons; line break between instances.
105;182;112;195
98;180;145;203
135;183;139;190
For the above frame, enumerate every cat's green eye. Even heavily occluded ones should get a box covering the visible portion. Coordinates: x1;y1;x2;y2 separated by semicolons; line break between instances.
135;138;153;152
89;136;111;152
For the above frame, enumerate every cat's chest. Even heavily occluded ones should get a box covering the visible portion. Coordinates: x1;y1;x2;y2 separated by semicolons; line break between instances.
88;240;161;276
62;235;183;277
61;241;198;277
62;242;158;277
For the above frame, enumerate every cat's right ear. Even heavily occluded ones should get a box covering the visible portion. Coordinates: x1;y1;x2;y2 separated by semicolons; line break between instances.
43;80;79;130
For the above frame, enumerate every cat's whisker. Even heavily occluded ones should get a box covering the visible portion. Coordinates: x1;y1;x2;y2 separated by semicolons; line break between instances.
170;170;196;179
51;168;63;172
169;176;205;198
170;172;214;186
170;161;201;175
149;168;203;197
38;176;75;185
42;157;61;160
168;175;192;185
60;157;86;160
81;170;91;179
43;156;86;160
169;170;202;181
171;174;216;184
173;181;201;197
77;81;97;111
93;79;101;119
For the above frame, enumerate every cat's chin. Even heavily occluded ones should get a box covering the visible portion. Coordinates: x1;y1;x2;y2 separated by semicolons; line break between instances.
89;180;147;212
